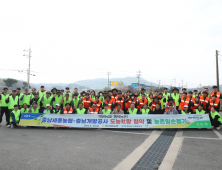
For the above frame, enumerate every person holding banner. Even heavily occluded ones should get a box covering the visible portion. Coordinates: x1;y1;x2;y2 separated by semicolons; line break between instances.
89;103;99;114
112;104;124;114
29;102;40;113
21;103;29;113
195;104;205;114
165;104;178;115
209;106;222;130
76;103;88;114
60;103;76;114
10;105;21;128
181;105;191;115
150;103;164;114
52;104;61;114
127;103;139;114
101;104;111;114
140;103;149;114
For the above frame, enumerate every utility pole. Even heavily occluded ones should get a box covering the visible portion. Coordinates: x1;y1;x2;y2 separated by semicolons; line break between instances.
216;50;219;91
181;79;183;89
136;69;142;91
23;45;31;89
158;80;161;88
108;72;111;89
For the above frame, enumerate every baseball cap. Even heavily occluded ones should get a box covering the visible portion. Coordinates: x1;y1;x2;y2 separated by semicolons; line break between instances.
46;104;50;107
184;105;188;108
56;104;60;106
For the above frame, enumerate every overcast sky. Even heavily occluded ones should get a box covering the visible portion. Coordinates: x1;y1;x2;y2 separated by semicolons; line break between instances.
0;0;222;88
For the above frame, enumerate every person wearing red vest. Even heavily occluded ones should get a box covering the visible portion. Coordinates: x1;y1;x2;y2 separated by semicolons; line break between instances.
137;94;148;111
61;103;76;114
200;91;210;111
179;92;190;113
103;95;113;111
82;93;93;112
90;103;99;114
149;96;161;111
164;97;175;113
211;85;222;100
208;95;220;112
94;96;102;110
114;92;125;112
190;96;201;113
111;88;118;103
125;93;138;110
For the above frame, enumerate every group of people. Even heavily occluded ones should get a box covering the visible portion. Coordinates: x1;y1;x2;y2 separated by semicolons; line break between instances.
0;85;222;130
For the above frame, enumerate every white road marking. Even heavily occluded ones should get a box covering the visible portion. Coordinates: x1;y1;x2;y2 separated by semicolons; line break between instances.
113;130;163;170
183;136;222;140
212;129;222;139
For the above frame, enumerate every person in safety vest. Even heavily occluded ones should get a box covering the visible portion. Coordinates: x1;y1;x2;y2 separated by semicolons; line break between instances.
127;103;139;114
43;104;53;114
125;93;138;110
5;90;19;122
80;91;86;98
81;92;93;112
111;88;118;103
61;89;65;97
195;104;205;114
31;88;38;98
90;90;96;100
89;103;99;114
171;87;180;110
94;95;102;110
20;87;32;108
208;95;220;112
165;104;179;115
73;88;80;98
38;85;46;98
181;88;187;96
51;90;63;110
149;96;161;111
108;90;112;97
181;105;191;115
114;92;125;112
209;106;222;130
52;104;61;114
10;105;21;128
147;93;153;108
137;94;148;111
29;102;40;113
163;87;170;106
164;97;175;113
126;90;131;99
112;104;124;114
203;88;210;97
50;87;57;98
21;103;29;113
61;93;72;108
60;103;76;114
193;90;198;98
31;93;42;108
179;92;190;113
138;88;147;98
103;95;113;111
71;93;80;110
190;96;201;113
153;91;158;97
150;103;163;114
140;103;150;114
101;104;111;114
98;91;104;102
76;103;88;114
16;87;23;108
200;91;209;111
41;91;52;109
210;85;222;100
158;93;165;110
65;87;72;98
188;91;195;102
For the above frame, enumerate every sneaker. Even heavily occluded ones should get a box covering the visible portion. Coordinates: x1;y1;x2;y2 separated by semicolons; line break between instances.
216;127;221;130
11;124;14;129
7;125;11;128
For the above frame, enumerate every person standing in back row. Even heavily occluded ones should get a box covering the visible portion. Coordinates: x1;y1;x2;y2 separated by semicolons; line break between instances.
171;87;180;110
0;87;10;127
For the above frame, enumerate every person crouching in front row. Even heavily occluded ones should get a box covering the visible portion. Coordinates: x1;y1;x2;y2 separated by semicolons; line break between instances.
10;105;21;128
209;106;222;131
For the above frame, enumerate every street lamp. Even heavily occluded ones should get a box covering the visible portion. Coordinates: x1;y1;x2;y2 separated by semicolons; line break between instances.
23;45;31;89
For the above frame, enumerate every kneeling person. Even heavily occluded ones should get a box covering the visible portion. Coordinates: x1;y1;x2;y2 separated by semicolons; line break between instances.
140;103;150;114
209;106;222;130
29;102;39;113
76;103;88;114
61;103;76;114
101;104;111;114
10;105;21;128
53;104;62;114
128;103;139;114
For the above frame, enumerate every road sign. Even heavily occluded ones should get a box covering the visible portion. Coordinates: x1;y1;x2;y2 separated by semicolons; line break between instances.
112;81;118;86
131;84;138;87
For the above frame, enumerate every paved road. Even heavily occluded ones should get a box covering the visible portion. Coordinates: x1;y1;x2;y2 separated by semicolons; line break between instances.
0;115;222;170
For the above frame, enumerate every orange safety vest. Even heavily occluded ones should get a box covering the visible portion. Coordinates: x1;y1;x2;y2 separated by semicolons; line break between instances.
90;108;99;114
126;98;138;109
150;101;161;110
208;99;220;110
190;100;201;112
137;99;148;109
83;97;91;109
104;100;113;110
111;94;118;103
211;91;221;100
63;108;73;114
200;96;209;110
165;102;175;112
94;100;102;110
179;97;190;110
115;97;124;110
